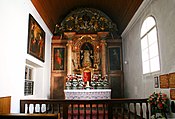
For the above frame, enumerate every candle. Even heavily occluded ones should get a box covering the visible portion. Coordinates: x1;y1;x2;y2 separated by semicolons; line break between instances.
87;81;89;87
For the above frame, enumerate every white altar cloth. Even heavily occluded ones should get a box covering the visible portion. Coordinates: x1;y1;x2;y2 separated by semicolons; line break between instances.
64;89;111;100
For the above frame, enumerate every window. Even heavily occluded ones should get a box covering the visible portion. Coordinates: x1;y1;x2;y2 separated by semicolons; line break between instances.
24;65;34;95
140;16;160;74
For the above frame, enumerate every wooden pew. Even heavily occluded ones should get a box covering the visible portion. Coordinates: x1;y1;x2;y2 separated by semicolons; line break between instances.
0;96;11;113
0;113;60;119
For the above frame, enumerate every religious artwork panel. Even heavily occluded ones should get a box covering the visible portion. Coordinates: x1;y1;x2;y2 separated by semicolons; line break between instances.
108;46;121;71
27;14;45;62
52;46;66;72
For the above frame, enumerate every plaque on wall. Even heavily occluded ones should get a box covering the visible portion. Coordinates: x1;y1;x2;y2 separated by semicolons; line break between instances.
169;72;175;88
159;74;169;88
170;89;175;100
154;76;159;88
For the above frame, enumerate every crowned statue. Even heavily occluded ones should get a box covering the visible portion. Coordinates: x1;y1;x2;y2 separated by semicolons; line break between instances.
82;50;92;68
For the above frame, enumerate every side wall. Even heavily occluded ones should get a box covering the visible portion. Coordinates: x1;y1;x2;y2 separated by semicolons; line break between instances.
0;0;52;112
122;0;175;117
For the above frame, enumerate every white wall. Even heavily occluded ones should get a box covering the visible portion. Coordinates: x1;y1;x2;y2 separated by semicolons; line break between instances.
0;0;52;112
122;0;175;117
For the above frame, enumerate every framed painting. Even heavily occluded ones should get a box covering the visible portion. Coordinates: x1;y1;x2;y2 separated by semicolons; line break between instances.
27;14;45;62
52;46;66;72
108;46;121;71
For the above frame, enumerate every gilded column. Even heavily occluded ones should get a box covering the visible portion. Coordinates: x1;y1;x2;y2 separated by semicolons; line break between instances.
98;32;108;77
67;40;73;75
100;40;107;77
64;32;76;75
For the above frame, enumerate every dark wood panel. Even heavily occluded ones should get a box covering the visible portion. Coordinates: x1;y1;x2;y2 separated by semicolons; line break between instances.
110;74;123;98
107;40;124;98
53;76;65;99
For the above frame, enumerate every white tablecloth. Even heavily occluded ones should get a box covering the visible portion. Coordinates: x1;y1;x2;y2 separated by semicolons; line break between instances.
64;89;111;100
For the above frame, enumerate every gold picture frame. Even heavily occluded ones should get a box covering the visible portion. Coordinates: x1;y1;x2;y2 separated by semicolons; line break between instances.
27;14;45;62
52;46;66;72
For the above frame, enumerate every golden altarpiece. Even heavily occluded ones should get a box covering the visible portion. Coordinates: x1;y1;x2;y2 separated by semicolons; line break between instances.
50;8;123;99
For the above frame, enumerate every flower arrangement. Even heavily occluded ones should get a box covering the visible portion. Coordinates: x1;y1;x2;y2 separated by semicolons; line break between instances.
148;92;169;118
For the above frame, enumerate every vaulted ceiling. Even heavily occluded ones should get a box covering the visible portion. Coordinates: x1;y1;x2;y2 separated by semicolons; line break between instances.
31;0;143;35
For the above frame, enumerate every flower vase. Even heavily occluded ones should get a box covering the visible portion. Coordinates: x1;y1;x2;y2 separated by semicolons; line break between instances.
151;109;167;119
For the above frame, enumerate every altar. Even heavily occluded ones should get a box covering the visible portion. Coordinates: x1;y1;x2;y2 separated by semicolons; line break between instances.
64;89;111;100
50;8;123;99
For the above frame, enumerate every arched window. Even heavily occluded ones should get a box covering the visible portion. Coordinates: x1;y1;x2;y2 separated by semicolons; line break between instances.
140;16;160;74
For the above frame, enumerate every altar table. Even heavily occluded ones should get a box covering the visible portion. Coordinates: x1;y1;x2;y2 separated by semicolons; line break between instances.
64;89;111;100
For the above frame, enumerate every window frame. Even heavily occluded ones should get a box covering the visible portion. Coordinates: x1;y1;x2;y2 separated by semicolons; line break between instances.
24;65;34;96
140;16;160;75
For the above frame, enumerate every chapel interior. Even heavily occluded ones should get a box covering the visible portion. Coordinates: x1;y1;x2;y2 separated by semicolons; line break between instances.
1;0;175;118
31;0;143;100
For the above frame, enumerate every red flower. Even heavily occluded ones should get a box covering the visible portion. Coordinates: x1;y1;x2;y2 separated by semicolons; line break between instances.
158;103;163;109
148;92;169;112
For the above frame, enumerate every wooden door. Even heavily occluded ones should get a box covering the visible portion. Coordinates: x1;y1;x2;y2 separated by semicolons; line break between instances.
107;40;124;98
109;73;123;98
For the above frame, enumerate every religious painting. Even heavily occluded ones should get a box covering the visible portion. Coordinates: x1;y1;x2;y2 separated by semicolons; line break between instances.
27;14;45;62
108;46;121;71
52;46;65;71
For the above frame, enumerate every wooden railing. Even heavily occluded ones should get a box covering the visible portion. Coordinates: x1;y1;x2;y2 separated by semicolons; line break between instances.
20;98;150;119
0;113;60;119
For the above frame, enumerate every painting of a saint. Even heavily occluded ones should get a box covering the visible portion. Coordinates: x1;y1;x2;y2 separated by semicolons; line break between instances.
109;47;121;71
27;14;45;62
53;48;65;70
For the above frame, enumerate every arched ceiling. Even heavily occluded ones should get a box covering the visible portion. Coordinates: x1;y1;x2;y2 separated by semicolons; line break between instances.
31;0;143;35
